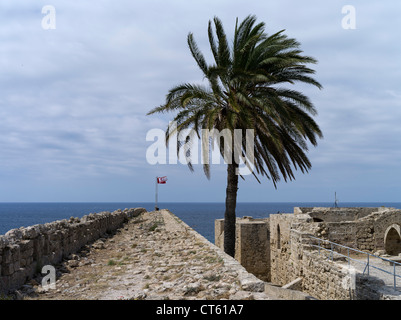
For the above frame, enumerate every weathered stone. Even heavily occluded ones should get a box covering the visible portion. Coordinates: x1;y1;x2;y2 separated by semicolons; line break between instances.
0;208;147;295
2;263;14;276
67;260;79;268
22;226;39;239
16;209;274;300
219;206;401;300
0;236;9;250
5;229;23;240
92;240;105;250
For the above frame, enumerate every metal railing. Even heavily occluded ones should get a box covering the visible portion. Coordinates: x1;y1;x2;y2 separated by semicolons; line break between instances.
306;235;401;291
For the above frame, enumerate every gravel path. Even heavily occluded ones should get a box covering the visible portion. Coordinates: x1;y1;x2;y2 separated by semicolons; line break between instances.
347;255;401;291
329;251;401;297
22;210;271;300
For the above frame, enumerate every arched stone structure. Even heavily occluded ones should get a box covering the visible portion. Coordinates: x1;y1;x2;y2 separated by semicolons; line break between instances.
384;224;401;255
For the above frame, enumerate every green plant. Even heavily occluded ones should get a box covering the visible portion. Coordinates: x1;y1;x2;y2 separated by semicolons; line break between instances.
148;221;163;232
107;259;117;266
0;294;13;300
184;285;203;296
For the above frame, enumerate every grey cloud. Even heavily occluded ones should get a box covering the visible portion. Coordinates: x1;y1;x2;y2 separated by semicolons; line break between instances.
0;0;400;201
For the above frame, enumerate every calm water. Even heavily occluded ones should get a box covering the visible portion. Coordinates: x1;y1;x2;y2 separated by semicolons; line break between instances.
0;202;400;243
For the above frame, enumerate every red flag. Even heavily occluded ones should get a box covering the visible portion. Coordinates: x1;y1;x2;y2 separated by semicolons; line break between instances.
157;176;167;184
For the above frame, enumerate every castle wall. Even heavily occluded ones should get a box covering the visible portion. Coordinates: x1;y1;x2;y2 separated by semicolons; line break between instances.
269;214;295;285
369;209;401;253
216;207;401;300
306;208;401;254
0;208;146;294
215;217;270;281
237;219;270;281
268;210;396;300
297;207;378;222
301;249;352;300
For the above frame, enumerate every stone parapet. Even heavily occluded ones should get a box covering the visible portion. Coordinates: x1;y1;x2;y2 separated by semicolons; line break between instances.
0;207;146;294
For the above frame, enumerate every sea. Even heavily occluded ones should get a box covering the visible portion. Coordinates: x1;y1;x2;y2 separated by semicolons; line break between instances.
1;202;400;244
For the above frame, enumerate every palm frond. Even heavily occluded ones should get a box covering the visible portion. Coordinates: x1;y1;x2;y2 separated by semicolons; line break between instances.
188;33;209;76
147;15;323;185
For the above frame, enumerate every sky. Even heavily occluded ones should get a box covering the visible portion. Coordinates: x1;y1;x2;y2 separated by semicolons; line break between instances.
0;0;400;203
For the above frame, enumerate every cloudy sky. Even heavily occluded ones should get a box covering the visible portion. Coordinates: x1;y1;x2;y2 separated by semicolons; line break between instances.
0;0;400;203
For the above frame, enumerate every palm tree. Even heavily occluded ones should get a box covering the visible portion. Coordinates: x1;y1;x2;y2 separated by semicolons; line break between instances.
147;15;323;257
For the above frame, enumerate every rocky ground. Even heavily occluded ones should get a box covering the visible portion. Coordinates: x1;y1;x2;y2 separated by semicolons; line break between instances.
18;210;271;300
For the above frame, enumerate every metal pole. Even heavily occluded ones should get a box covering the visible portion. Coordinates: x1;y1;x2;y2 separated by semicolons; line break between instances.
367;254;369;275
394;262;396;290
155;177;158;211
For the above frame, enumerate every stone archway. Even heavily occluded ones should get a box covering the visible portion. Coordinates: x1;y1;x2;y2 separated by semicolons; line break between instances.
384;224;401;255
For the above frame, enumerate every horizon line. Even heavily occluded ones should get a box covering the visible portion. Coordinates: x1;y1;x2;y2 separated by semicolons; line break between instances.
0;201;400;204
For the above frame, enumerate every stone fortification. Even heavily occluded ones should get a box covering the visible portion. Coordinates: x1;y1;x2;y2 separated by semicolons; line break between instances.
0;207;146;294
293;207;401;254
215;217;270;281
216;206;401;300
1;208;275;300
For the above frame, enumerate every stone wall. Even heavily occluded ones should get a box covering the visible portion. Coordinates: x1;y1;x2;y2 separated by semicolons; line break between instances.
267;212;398;300
297;207;379;222
269;214;294;285
0;207;146;294
215;217;270;281
300;207;401;254
216;206;401;300
368;209;401;254
300;249;352;299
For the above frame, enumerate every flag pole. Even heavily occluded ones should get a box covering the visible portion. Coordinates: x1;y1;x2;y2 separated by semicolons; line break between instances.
155;177;159;211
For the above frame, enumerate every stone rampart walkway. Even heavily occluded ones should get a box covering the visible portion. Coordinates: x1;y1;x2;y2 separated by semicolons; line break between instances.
22;210;271;300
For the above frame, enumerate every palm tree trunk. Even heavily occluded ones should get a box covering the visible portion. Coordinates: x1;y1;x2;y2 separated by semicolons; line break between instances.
224;161;239;257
